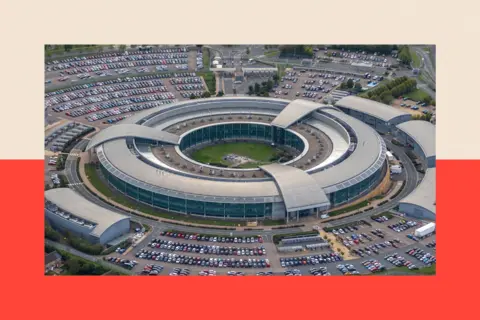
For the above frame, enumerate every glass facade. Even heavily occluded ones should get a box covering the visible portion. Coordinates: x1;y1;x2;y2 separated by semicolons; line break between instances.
100;158;385;219
179;123;304;153
100;164;273;218
328;162;386;206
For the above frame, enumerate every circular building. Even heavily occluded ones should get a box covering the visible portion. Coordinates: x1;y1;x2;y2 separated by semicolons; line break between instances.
86;97;388;222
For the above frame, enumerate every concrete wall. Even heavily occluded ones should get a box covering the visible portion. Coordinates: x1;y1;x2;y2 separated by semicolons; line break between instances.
398;203;435;221
99;219;130;245
271;202;286;220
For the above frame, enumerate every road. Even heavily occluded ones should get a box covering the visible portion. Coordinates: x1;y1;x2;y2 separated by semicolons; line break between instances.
327;136;419;226
410;46;436;99
412;46;436;84
45;239;134;275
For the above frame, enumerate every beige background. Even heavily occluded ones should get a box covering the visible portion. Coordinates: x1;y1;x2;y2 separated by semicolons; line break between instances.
0;0;478;159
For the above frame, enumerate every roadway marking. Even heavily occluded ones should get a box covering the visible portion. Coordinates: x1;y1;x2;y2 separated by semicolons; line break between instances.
68;182;84;186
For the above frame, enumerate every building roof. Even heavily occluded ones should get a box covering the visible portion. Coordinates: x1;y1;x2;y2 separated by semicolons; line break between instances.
45;251;62;265
260;164;330;212
121;97;289;126
336;96;410;123
94;97;387;205
271;99;324;128
86;124;180;151
312;109;386;193
44;188;130;238
399;168;436;215
395;120;436;159
99;140;282;202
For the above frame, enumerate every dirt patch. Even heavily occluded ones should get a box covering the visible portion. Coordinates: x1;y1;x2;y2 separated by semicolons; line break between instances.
391;98;435;116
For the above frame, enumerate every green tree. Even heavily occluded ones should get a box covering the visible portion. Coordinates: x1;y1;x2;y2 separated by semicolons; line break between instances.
217;91;224;97
246;47;250;55
65;258;81;275
201;91;211;98
380;91;393;104
399;46;412;65
254;83;261;94
189;93;197;99
266;80;274;91
248;85;254;95
119;44;127;51
354;82;362;92
346;79;354;88
340;82;348;90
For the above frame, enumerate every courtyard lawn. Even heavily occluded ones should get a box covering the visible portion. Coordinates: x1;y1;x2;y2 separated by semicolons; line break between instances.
191;142;280;167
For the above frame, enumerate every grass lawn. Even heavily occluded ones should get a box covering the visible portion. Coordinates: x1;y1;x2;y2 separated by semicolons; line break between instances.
404;88;430;102
327;200;370;217
191;142;279;168
197;71;216;93
84;164;243;226
202;47;210;69
409;47;421;68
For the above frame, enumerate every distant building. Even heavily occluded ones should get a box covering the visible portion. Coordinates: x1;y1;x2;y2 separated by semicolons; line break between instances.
45;251;62;273
44;188;131;245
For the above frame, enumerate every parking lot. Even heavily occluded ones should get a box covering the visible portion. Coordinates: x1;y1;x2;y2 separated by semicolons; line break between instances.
317;49;398;68
391;97;435;116
44;73;209;127
233;69;381;102
45;47;191;85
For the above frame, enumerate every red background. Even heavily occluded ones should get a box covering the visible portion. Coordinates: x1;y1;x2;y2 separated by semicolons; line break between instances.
1;159;477;319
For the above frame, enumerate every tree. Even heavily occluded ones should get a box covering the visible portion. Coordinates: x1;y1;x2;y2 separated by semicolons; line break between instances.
254;83;261;94
422;95;432;104
201;91;211;98
273;74;279;84
346;79;354;88
354;82;362;92
262;91;269;97
189;93;197;99
380;91;393;104
266;80;274;91
65;258;81;275
248;85;254;95
399;46;412;65
216;91;224;97
119;44;127;51
246;47;250;55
